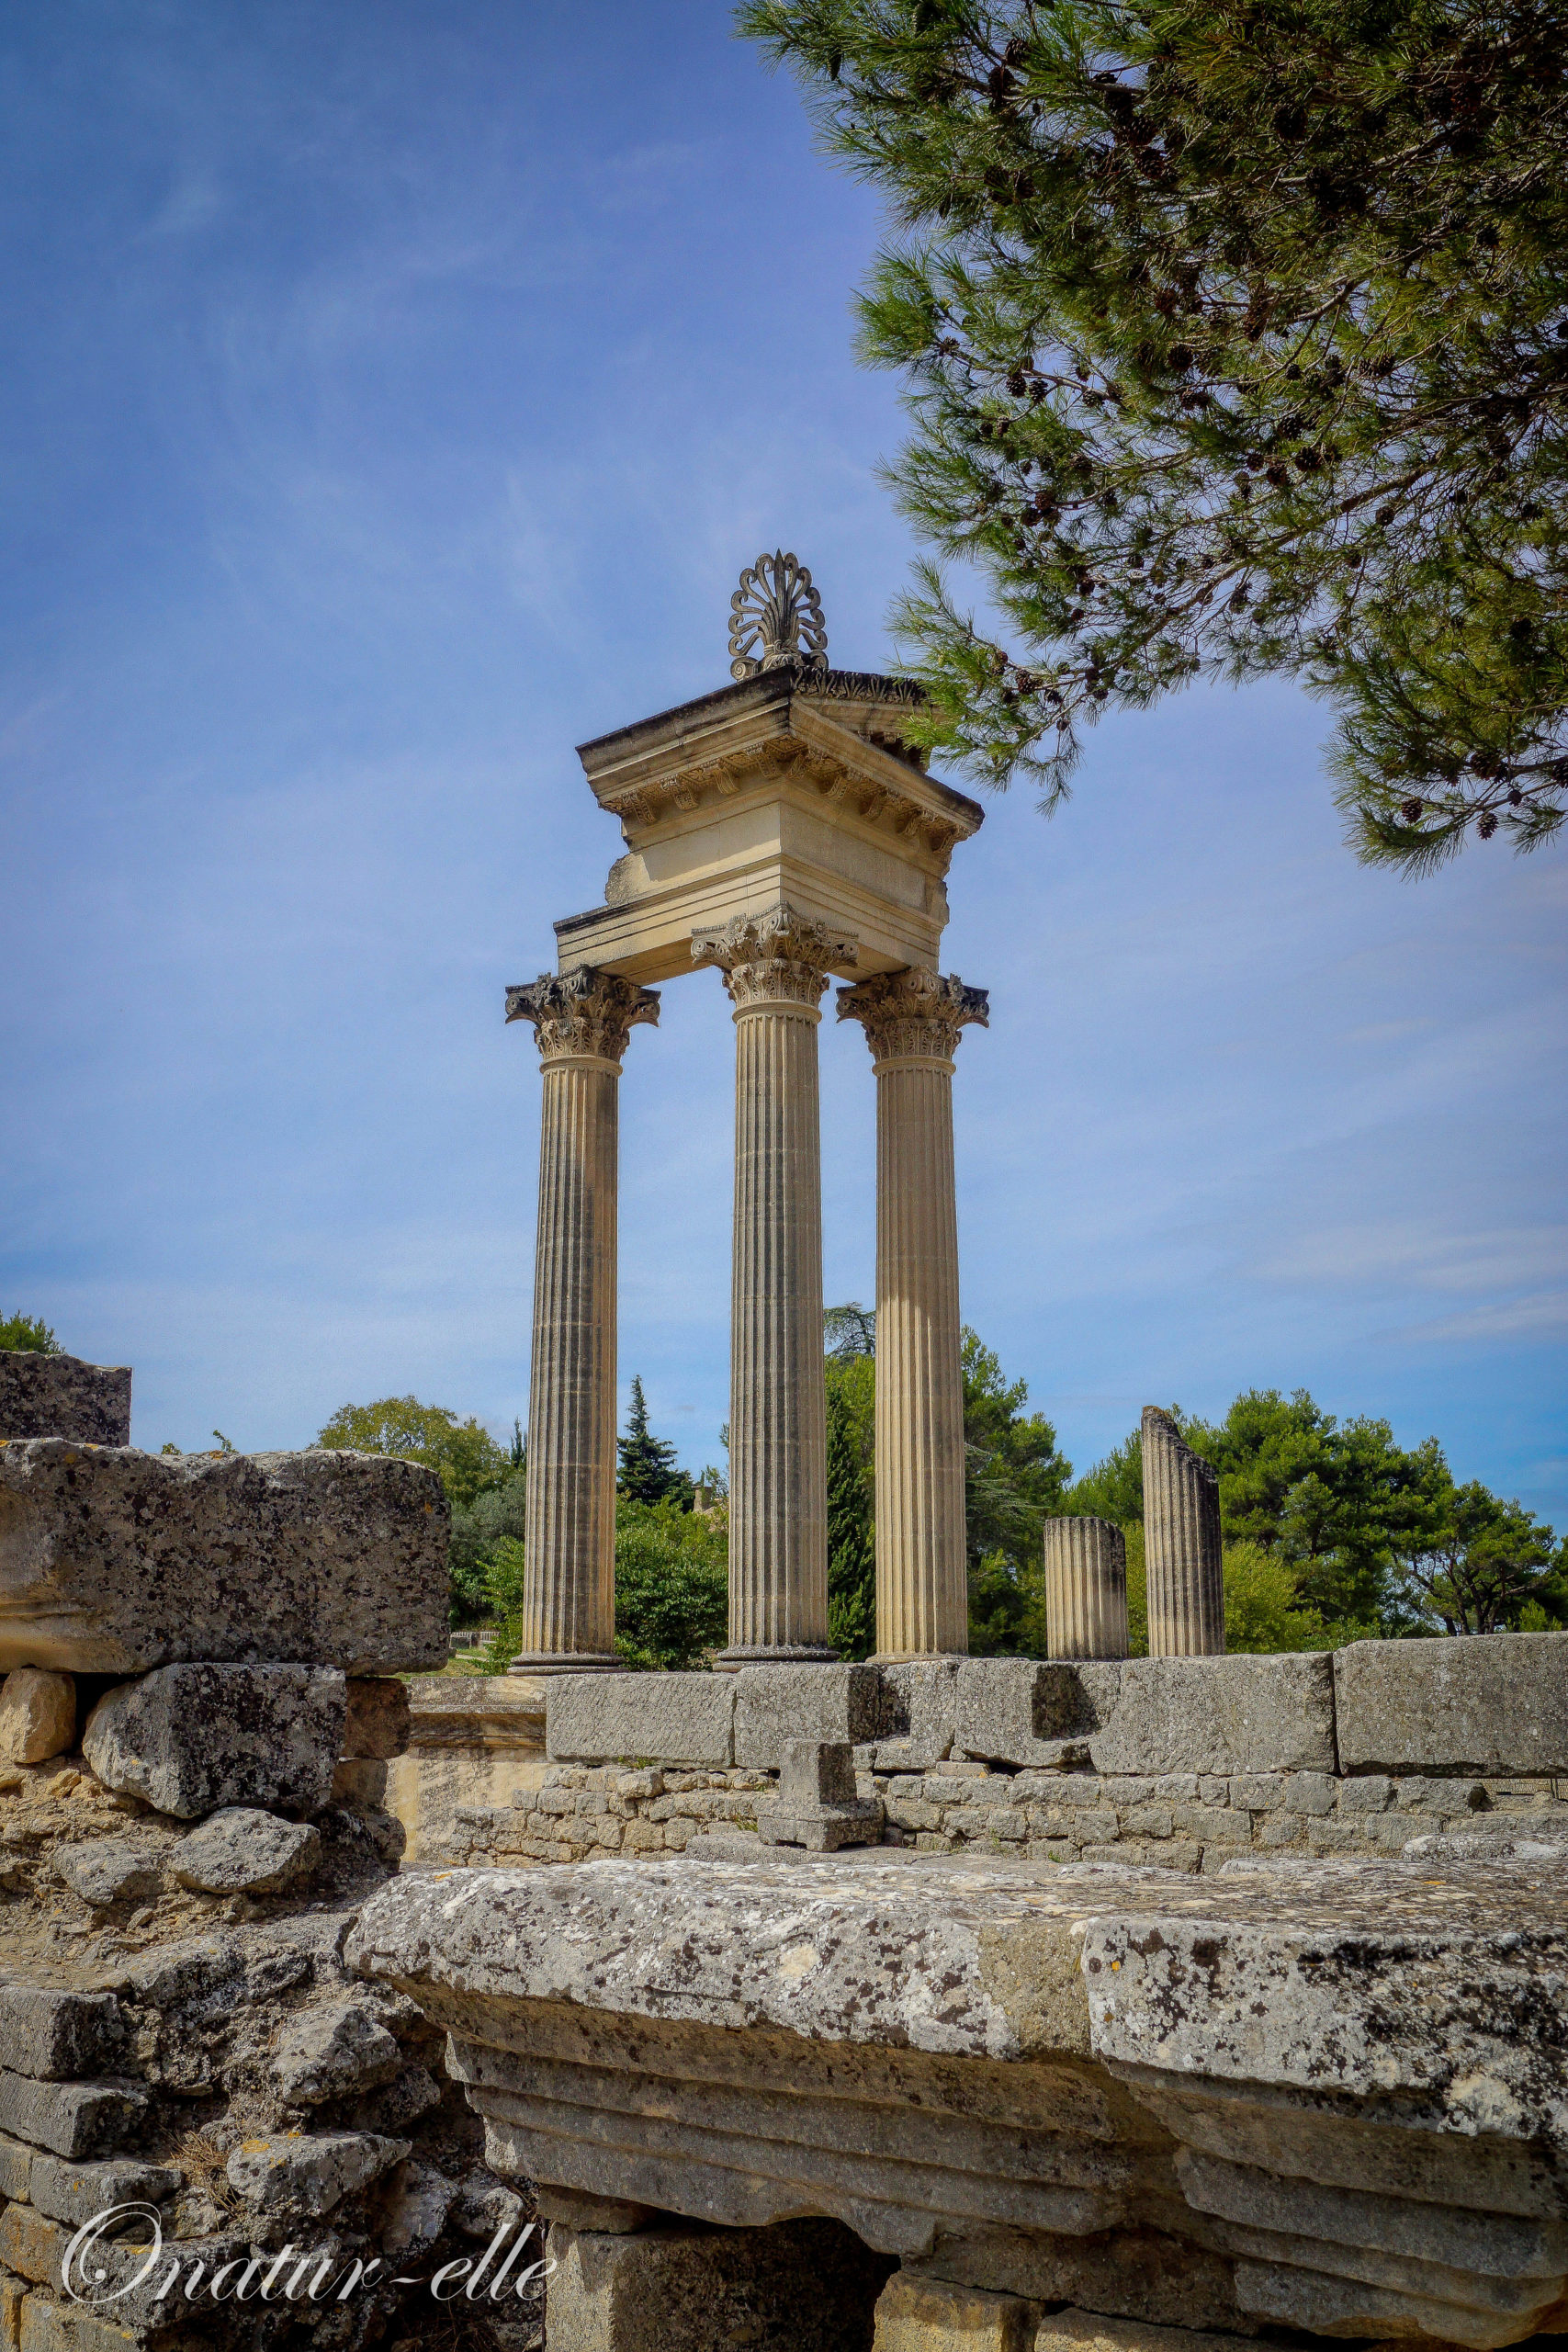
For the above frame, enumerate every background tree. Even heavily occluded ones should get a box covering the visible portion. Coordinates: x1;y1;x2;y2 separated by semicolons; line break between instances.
1385;1478;1563;1633
0;1312;60;1353
825;1306;877;1657
616;1375;695;1509
613;1501;731;1670
740;0;1568;872
963;1328;1071;1651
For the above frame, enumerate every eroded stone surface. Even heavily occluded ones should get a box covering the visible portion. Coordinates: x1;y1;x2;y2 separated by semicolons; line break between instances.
82;1664;346;1818
224;2127;409;2215
1336;1632;1568;1775
343;1676;412;1758
546;2217;893;2352
0;1441;447;1673
0;1669;76;1765
166;1806;321;1894
547;1670;734;1766
0;1351;130;1446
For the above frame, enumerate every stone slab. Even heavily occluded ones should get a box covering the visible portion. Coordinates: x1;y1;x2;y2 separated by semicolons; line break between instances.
1089;1653;1337;1777
165;1807;320;1894
82;1664;346;1819
0;2074;146;2161
873;2272;1038;2352
1335;1632;1568;1775
0;1441;447;1674
733;1663;885;1769
874;1659;958;1769
546;2217;893;2352
547;1672;734;1766
0;1990;124;2083
409;1673;546;1750
954;1661;1122;1769
0;1354;130;1448
0;1672;76;1766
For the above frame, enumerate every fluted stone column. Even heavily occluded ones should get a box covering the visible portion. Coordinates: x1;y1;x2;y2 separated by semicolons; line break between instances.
504;967;659;1673
1142;1406;1225;1656
838;969;987;1660
694;906;855;1666
1043;1517;1130;1659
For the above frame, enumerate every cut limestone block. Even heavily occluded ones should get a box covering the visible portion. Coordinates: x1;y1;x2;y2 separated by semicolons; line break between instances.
224;2129;409;2216
82;1664;346;1819
0;1352;130;1447
0;1441;447;1675
28;2153;182;2232
1036;2311;1259;2352
344;1677;412;1758
166;1807;321;1894
734;1663;886;1769
874;1658;959;1769
545;2218;894;2352
0;1671;75;1765
0;1989;124;2083
873;2271;1038;2352
1089;1653;1337;1778
0;2072;146;2161
1335;1633;1568;1775
547;1671;734;1766
759;1739;885;1851
954;1658;1122;1769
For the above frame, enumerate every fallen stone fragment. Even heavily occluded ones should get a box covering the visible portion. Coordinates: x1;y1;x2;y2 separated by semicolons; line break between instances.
0;2069;146;2160
0;1986;124;2081
454;2166;528;2241
166;1805;321;1894
380;2156;457;2260
0;1439;447;1674
54;1837;165;1906
344;1676;412;1758
273;1998;402;2105
0;1350;130;1445
28;2151;183;2231
0;1668;76;1764
225;2127;410;2216
83;1662;346;1818
352;2060;442;2133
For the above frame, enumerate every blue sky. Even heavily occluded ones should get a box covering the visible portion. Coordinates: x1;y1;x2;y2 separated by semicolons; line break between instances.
3;2;1563;1524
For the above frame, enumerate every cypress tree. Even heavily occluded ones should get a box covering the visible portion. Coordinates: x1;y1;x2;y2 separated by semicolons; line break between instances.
616;1375;694;1509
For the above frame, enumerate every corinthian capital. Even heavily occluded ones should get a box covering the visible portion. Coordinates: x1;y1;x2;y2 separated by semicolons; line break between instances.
836;967;988;1065
691;902;857;1012
505;967;660;1066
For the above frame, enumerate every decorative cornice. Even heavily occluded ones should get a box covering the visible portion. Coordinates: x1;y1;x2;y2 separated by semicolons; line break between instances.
692;903;858;1012
836;968;989;1065
505;967;660;1065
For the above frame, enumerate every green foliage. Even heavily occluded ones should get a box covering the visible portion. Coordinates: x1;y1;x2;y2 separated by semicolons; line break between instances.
962;1328;1070;1653
1062;1424;1149;1526
739;0;1568;872
826;1345;877;1659
316;1396;509;1510
616;1375;694;1510
0;1313;61;1354
1385;1480;1564;1634
613;1501;730;1669
450;1468;528;1626
479;1537;530;1673
1222;1539;1329;1651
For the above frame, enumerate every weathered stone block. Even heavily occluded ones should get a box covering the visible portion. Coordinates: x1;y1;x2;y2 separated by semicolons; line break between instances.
873;2270;1038;2350
0;1442;447;1674
225;2128;408;2215
0;1990;123;2083
734;1664;886;1768
0;1353;130;1448
0;2126;32;2199
1090;1653;1336;1777
1336;1632;1568;1774
166;1806;320;1894
83;1664;345;1818
344;1676;412;1758
0;1672;76;1766
272;1998;401;2104
28;2154;181;2232
1036;2310;1258;2352
546;2218;893;2352
874;1658;958;1768
954;1660;1121;1769
54;1838;164;1907
0;2074;145;2161
548;1673;734;1767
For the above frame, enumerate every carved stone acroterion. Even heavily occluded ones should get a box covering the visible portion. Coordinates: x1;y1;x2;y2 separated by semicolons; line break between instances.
728;550;828;680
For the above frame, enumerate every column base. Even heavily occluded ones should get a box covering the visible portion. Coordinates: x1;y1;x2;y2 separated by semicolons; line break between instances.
869;1650;969;1666
711;1645;839;1672
506;1653;626;1676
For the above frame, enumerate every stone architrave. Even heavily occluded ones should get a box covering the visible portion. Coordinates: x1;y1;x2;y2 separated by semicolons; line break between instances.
693;905;855;1666
838;968;987;1659
505;968;659;1675
1043;1519;1130;1661
1142;1408;1224;1657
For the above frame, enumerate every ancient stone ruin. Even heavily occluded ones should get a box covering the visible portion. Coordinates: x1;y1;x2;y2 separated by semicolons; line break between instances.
5;568;1565;2352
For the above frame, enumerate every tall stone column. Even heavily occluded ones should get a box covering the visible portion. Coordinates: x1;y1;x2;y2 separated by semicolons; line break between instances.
1043;1518;1130;1659
693;905;855;1665
1142;1406;1225;1656
504;967;659;1674
837;969;987;1660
